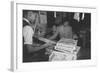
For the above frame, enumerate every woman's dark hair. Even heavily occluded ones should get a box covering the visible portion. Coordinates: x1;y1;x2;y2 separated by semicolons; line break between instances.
23;10;38;18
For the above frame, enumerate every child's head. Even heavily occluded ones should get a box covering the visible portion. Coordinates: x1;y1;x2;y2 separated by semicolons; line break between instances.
63;18;71;26
63;21;69;26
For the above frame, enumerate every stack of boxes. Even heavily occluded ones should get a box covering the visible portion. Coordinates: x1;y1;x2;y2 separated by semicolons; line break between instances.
49;38;80;61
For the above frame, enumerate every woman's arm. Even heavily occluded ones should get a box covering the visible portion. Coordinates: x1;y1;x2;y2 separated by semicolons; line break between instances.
25;43;52;53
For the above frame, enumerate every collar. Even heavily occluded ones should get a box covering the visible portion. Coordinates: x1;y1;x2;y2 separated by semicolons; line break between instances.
23;18;31;25
23;18;36;31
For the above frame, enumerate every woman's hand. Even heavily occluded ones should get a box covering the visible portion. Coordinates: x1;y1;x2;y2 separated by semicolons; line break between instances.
45;45;54;55
43;42;54;47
